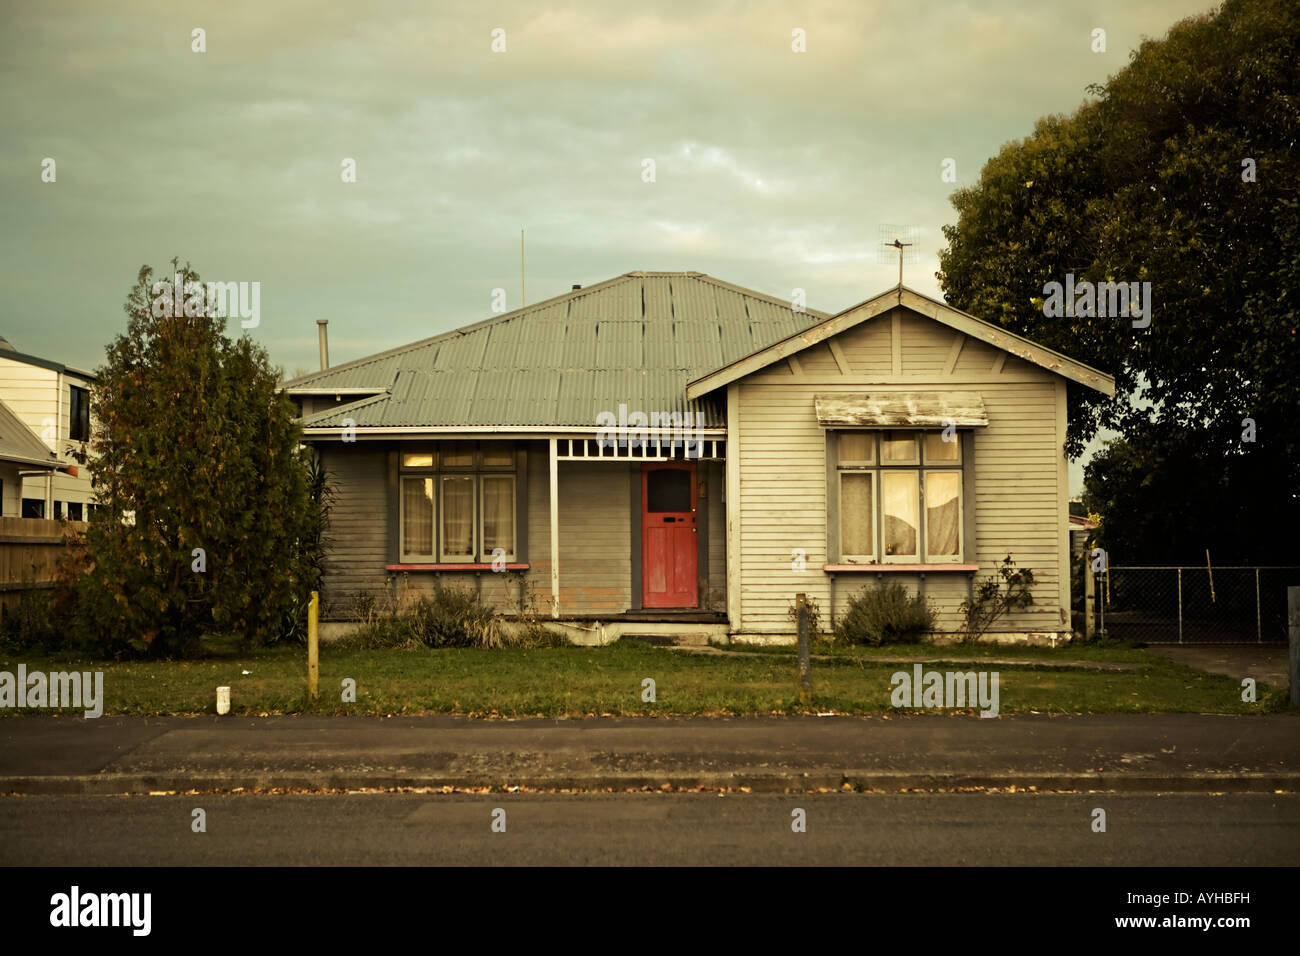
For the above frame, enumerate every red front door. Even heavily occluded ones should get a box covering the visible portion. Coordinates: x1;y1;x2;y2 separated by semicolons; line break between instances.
641;462;698;608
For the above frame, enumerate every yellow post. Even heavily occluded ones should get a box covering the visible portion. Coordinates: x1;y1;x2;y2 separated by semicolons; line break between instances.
307;591;319;701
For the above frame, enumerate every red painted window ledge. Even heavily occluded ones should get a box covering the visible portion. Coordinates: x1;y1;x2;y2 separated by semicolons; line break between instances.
822;564;980;573
387;563;531;571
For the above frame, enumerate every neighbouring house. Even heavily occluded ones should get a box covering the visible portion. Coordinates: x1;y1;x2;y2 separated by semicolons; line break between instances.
0;394;69;517
0;337;96;520
1068;500;1100;560
0;394;82;612
284;272;1114;644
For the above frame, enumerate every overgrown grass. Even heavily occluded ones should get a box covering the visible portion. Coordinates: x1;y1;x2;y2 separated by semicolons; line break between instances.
0;639;1287;717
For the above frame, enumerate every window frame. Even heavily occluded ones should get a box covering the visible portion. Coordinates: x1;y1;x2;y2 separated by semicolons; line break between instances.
397;441;520;564
880;468;921;563
69;385;90;443
399;475;437;562
478;473;517;562
880;429;920;465
837;463;877;564
831;430;966;565
922;468;964;564
438;474;477;562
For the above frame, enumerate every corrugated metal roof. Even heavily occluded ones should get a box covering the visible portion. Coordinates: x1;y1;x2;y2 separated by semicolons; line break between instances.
291;272;827;431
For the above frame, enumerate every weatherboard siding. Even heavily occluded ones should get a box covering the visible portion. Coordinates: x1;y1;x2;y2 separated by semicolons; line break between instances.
734;311;1068;637
706;460;726;610
526;457;634;616
317;444;390;616
0;358;59;435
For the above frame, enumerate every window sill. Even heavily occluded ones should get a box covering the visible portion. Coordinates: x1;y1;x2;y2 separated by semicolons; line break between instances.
823;563;979;573
387;563;530;571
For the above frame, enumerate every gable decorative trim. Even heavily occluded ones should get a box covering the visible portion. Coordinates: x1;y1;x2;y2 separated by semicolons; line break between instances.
686;286;1116;400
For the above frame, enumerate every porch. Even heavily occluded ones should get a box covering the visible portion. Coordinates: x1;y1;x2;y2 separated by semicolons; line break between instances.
316;432;730;625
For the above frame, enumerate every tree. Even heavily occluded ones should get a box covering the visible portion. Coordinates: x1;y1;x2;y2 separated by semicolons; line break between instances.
937;0;1300;560
75;260;321;656
1083;422;1294;564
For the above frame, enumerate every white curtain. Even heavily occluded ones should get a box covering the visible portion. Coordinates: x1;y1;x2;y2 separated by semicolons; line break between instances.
402;477;434;557
925;471;960;556
883;472;918;556
840;473;873;557
441;476;474;558
482;475;515;556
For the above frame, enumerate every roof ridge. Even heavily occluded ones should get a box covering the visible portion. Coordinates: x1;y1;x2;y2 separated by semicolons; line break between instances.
691;273;832;322
282;272;646;389
281;271;830;394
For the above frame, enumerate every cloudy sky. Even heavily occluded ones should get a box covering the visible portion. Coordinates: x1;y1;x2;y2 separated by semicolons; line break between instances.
1;0;1214;490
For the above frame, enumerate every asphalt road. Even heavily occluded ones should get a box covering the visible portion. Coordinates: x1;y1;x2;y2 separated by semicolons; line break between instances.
2;792;1296;865
5;713;1297;794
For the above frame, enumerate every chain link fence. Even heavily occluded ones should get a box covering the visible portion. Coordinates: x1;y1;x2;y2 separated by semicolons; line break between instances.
1091;566;1300;644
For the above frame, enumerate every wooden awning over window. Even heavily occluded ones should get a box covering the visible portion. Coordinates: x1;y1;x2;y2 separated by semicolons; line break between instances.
814;392;989;428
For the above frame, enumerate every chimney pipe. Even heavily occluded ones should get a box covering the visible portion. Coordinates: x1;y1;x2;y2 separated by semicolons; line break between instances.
317;319;329;370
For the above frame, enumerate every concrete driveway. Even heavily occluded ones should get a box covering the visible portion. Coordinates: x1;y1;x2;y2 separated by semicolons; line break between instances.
1147;644;1290;688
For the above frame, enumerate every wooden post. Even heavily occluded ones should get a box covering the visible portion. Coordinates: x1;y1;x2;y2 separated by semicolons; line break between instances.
1083;554;1095;639
307;590;319;702
796;593;811;707
1098;567;1105;637
549;437;560;619
1288;587;1299;708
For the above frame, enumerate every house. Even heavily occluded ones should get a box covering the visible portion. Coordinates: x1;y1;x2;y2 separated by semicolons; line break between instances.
0;394;82;612
1068;500;1100;560
0;338;96;519
285;272;1115;644
0;395;69;517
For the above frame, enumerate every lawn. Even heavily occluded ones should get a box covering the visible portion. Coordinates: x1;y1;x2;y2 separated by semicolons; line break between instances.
0;638;1286;717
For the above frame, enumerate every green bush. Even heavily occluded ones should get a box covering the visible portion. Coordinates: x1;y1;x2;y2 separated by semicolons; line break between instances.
354;584;502;649
833;582;936;645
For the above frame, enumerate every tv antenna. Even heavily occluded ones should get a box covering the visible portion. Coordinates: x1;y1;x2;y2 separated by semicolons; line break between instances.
877;224;919;288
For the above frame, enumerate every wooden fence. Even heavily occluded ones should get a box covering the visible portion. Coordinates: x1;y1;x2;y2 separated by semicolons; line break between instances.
0;517;86;613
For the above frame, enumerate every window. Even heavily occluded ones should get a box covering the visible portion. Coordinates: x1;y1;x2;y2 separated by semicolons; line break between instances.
69;385;90;442
399;441;518;563
440;475;475;561
22;498;44;519
67;502;84;522
480;474;516;557
402;478;435;555
833;430;964;564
